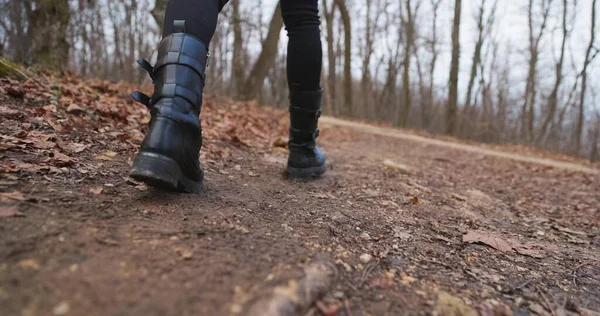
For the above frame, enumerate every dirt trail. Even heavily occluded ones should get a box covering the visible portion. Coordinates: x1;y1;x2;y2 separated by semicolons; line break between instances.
1;76;599;316
320;116;599;175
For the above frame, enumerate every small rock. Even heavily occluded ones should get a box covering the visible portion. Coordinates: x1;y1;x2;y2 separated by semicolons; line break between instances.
17;259;40;271
66;104;84;114
513;297;523;307
434;292;477;316
53;302;70;315
360;232;372;240
234;165;242;171
181;250;193;260
360;253;373;263
383;159;412;174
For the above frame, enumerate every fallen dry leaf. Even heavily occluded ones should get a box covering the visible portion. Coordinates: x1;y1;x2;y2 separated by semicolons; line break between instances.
0;205;24;218
49;151;74;167
0;191;25;202
95;150;117;161
463;230;513;253
410;196;419;205
272;137;288;148
57;140;88;154
46;118;63;132
463;230;545;258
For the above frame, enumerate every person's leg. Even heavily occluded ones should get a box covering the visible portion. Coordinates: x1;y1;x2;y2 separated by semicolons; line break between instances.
281;0;322;91
162;0;228;43
281;0;327;179
130;0;228;192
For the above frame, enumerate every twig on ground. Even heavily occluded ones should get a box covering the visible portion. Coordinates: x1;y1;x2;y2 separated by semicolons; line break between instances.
246;261;338;316
536;285;557;316
344;299;353;316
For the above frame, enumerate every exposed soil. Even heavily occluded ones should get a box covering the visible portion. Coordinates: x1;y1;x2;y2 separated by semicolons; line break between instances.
0;75;599;316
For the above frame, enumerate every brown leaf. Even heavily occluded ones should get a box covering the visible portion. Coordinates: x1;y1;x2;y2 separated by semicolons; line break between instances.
49;151;74;167
410;196;419;205
45;117;63;131
0;191;25;203
463;230;545;258
272;137;288;148
95;150;117;161
0;205;24;218
57;140;88;154
28;132;57;149
512;244;544;258
463;230;513;253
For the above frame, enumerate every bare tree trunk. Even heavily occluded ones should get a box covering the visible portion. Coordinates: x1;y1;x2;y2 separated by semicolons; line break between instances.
575;0;598;153
152;0;168;30
361;0;376;120
399;0;416;127
322;0;337;115
521;0;552;142
426;0;442;130
537;0;569;144
231;0;245;97
240;4;284;101
334;0;353;117
447;0;462;135
29;0;71;71
591;112;600;162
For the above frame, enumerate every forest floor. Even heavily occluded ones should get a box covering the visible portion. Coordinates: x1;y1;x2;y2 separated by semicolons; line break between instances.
0;73;599;316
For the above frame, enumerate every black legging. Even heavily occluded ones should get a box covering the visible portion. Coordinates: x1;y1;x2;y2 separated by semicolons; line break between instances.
162;0;322;92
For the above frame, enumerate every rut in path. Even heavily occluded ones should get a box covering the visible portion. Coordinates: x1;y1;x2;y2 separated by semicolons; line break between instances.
0;75;599;316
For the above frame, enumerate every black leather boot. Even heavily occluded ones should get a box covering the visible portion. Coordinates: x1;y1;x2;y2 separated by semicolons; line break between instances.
129;20;208;193
286;89;327;179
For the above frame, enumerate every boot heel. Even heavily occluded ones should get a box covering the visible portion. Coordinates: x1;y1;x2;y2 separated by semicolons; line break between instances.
286;164;327;180
130;152;202;193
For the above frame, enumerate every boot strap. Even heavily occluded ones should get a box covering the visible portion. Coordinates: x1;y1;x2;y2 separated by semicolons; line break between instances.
131;91;152;108
155;52;207;86
136;55;206;87
153;83;202;106
289;106;321;133
131;83;201;109
289;127;320;148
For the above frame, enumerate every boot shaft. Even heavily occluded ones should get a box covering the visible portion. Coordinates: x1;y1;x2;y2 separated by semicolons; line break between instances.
288;89;323;147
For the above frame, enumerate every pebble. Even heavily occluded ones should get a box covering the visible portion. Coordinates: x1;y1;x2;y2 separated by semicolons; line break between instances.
360;253;373;263
53;302;70;315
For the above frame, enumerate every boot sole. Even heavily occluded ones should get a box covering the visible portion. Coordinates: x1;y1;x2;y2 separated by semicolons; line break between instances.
129;152;202;193
286;164;327;180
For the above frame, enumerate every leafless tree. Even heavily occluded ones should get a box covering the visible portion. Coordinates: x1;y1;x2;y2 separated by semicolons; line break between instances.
447;0;462;135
